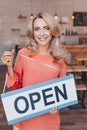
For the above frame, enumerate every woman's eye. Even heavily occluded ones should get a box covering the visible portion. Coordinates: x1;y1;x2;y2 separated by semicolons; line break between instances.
34;26;50;33
44;26;50;30
34;27;40;31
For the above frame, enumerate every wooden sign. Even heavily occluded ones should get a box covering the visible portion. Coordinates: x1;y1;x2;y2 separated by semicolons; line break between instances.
1;75;78;125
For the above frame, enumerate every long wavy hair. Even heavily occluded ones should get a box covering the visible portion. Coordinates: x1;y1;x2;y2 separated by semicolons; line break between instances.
26;12;67;64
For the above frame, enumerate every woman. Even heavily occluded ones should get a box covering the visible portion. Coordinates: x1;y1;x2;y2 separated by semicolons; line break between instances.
1;12;67;130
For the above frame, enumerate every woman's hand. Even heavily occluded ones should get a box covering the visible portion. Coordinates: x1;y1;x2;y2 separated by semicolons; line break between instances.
1;50;14;67
1;50;15;76
50;107;58;114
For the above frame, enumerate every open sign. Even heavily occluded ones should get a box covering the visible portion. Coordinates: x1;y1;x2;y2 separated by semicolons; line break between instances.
1;75;78;125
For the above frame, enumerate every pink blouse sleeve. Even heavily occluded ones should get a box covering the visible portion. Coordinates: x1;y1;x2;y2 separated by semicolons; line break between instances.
58;63;66;78
7;51;23;90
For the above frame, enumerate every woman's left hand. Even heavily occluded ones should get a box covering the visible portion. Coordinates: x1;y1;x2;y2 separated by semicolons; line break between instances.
50;107;58;114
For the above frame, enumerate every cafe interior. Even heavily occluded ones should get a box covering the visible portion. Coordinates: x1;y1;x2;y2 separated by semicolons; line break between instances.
0;0;87;130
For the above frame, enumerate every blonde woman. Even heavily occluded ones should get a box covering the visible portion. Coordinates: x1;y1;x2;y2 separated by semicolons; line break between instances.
1;12;67;130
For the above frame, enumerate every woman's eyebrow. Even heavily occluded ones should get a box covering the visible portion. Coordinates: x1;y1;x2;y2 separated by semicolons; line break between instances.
34;25;49;28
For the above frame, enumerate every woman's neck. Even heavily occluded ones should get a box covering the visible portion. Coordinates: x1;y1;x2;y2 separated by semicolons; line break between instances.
38;45;50;55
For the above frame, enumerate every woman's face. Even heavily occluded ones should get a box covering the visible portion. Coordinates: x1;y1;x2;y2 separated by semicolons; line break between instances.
33;18;52;47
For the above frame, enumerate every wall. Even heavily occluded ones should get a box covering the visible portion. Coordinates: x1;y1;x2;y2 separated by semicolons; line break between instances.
0;0;87;64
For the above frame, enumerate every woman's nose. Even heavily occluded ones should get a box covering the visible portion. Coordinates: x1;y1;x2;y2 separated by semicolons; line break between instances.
39;29;44;35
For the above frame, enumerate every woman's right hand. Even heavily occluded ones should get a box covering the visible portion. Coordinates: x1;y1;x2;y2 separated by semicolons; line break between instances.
1;50;14;67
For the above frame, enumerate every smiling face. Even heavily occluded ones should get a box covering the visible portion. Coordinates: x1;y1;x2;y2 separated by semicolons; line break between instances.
33;18;52;48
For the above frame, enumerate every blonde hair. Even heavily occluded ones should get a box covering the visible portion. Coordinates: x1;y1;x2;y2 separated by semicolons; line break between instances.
26;12;67;64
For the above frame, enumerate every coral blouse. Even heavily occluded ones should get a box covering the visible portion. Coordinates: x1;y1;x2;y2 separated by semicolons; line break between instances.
7;48;66;130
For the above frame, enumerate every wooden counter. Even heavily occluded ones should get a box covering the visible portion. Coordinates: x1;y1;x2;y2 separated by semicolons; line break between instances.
15;44;87;65
15;44;87;53
66;65;87;73
62;44;87;53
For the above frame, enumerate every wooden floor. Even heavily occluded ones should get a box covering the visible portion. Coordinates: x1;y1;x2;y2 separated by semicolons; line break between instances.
0;65;87;130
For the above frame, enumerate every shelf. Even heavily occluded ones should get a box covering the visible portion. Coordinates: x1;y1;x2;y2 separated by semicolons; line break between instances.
64;34;87;36
18;14;27;19
11;28;20;31
20;34;27;37
59;22;67;24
